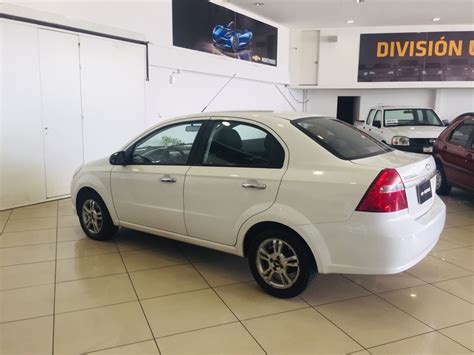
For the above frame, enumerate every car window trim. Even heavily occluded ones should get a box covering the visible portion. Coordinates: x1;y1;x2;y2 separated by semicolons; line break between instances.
126;119;209;166
194;119;285;169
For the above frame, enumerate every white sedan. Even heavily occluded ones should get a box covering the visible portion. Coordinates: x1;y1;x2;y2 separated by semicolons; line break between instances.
71;111;446;298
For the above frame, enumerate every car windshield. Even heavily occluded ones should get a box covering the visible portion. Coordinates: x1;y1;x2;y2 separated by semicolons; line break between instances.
384;109;443;127
293;118;391;160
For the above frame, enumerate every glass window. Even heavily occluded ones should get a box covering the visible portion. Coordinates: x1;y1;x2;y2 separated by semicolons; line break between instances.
449;124;473;147
373;110;382;127
132;121;203;165
366;109;375;125
293;117;391;160
202;121;284;168
384;109;443;127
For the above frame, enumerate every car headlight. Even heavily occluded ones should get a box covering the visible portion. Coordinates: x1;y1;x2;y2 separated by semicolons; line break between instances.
363;72;368;76
422;70;427;75
392;136;410;146
388;71;394;74
73;165;82;178
437;70;443;74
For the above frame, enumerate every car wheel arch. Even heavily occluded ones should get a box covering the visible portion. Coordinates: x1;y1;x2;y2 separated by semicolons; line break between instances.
75;187;104;213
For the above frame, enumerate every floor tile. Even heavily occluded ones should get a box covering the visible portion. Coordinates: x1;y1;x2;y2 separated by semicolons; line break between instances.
10;207;57;220
89;340;159;354
157;322;264;355
446;213;474;227
439;321;474;351
0;261;55;290
302;274;371;306
58;215;81;228
130;264;208;299
4;217;57;233
317;295;430;348
57;226;87;242
433;275;474;303
368;331;471;354
57;239;117;259
180;243;232;264
193;255;253;287
243;308;362;354
142;288;237;337
115;228;176;253
406;255;472;283
17;201;57;210
441;227;474;246
346;272;426;294
0;243;56;267
380;284;474;329
55;274;137;313
0;229;56;248
58;204;76;216
463;225;474;232
432;238;464;252
54;301;152;354
431;247;474;271
56;253;125;282
0;284;54;323
121;247;187;272
0;316;53;355
215;281;308;320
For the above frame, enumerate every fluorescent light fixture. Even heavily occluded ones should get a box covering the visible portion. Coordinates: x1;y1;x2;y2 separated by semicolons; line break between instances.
432;17;441;22
346;20;354;24
254;2;264;6
355;0;365;3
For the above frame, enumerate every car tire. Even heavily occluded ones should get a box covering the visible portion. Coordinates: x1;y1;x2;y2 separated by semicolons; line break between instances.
77;190;118;241
248;228;316;298
435;163;451;196
231;35;239;52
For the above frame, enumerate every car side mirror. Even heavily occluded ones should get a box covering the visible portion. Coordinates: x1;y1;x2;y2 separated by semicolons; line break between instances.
373;121;381;129
109;151;127;166
442;120;450;126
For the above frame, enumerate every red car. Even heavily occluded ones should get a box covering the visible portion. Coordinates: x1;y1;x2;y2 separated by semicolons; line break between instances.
433;113;474;195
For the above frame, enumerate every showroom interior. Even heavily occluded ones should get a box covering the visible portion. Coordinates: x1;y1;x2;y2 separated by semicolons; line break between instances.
0;0;473;354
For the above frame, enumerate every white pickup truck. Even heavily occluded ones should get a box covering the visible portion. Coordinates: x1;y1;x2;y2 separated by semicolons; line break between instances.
359;106;448;153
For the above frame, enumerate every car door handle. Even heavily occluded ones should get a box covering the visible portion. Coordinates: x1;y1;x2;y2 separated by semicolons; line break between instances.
160;175;177;183
242;181;266;190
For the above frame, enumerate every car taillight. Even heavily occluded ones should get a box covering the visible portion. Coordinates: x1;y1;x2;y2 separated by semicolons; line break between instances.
356;169;408;213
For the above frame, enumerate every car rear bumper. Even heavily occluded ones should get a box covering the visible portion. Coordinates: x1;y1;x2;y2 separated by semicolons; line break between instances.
294;195;446;274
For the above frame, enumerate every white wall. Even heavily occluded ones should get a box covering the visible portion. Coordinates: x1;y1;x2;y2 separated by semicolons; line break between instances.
435;89;474;119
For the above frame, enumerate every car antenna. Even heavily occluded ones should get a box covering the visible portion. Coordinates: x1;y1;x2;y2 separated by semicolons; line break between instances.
201;73;237;112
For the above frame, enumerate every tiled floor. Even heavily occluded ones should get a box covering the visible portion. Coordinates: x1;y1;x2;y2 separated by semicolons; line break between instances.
0;191;473;354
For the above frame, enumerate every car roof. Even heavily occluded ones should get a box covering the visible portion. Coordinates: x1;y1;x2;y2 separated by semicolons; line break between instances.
369;105;434;110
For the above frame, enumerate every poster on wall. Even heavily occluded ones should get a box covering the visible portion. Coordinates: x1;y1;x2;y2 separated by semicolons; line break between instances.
172;0;278;66
358;31;474;82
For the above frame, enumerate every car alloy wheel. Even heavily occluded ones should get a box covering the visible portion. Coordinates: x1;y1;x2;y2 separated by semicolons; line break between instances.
256;238;301;289
81;199;103;234
435;169;442;191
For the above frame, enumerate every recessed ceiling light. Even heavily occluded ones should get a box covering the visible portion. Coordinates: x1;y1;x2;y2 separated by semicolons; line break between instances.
346;20;354;24
254;2;264;6
355;0;365;3
432;17;441;22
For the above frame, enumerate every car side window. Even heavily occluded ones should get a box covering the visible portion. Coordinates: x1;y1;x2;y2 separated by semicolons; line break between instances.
449;123;473;147
202;120;284;168
366;109;375;125
131;121;203;165
373;110;382;127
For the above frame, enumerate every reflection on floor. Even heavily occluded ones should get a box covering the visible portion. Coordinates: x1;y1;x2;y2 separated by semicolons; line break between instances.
0;190;473;354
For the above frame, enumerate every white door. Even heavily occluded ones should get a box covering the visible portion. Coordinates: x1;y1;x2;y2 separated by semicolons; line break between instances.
184;119;287;245
38;29;83;198
79;36;146;163
300;30;319;85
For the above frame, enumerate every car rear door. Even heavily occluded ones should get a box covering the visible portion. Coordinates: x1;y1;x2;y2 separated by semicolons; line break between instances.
183;118;287;246
441;120;474;189
111;120;206;234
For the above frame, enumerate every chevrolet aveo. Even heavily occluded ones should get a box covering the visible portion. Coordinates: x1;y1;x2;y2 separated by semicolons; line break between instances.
71;112;446;298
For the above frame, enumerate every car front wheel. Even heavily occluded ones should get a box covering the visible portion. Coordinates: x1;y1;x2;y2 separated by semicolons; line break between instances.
78;190;117;240
248;228;316;298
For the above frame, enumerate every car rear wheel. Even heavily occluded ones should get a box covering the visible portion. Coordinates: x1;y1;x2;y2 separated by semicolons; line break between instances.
248;228;316;298
78;190;117;240
231;35;239;52
435;163;451;196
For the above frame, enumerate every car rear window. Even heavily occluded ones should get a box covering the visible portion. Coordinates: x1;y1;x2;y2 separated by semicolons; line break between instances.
293;117;392;160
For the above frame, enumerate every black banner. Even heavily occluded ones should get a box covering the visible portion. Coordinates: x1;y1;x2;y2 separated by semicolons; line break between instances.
358;31;474;82
172;0;278;66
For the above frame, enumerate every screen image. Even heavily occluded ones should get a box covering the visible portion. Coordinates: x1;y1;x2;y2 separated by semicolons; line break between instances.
172;0;278;66
358;31;474;82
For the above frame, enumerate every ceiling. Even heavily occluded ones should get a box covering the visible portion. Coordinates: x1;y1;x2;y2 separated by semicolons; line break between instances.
230;0;474;28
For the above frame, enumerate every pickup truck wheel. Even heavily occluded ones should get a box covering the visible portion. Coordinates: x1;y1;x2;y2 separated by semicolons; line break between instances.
435;164;451;196
78;191;117;240
248;229;316;298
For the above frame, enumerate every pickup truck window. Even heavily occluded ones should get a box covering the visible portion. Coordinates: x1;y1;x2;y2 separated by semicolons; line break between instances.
384;109;443;127
366;109;375;125
373;110;382;127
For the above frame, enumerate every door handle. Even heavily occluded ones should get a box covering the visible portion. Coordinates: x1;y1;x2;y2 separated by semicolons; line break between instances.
160;175;177;183
242;181;266;190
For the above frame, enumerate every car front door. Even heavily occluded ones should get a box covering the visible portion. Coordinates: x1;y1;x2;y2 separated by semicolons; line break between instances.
442;121;474;189
368;110;385;142
362;109;375;132
111;120;205;234
183;118;287;245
